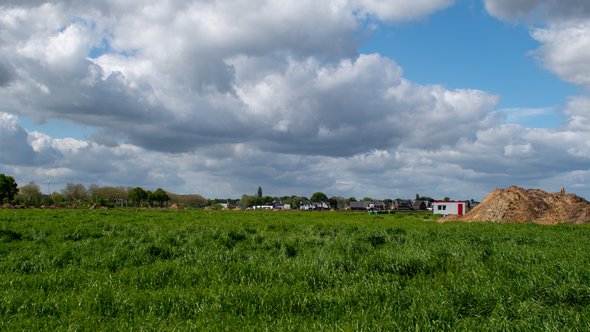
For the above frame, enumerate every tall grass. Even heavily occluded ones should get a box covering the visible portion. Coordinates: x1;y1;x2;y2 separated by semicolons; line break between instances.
1;209;589;330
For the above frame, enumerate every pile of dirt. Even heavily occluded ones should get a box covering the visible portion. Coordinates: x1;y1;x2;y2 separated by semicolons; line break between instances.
443;186;590;224
169;204;185;210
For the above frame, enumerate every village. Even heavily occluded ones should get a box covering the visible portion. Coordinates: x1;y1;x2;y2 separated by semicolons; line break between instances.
246;198;473;216
1;174;476;217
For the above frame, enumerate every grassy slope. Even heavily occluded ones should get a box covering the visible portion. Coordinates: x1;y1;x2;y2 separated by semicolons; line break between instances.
1;209;590;330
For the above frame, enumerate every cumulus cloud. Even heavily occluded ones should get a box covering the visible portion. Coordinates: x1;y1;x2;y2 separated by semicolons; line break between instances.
0;1;495;157
5;108;590;199
0;59;14;87
358;0;454;22
2;0;590;199
0;112;37;165
483;1;590;200
563;96;590;131
233;54;499;156
531;22;590;88
485;1;590;91
0;111;188;191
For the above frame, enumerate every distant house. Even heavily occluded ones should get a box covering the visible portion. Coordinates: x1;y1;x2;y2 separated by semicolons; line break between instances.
271;201;291;210
253;201;291;210
252;205;274;210
396;200;414;211
300;200;330;210
349;201;386;211
412;200;431;211
368;201;386;210
299;200;312;210
390;200;398;210
220;202;240;210
432;201;467;216
348;201;368;211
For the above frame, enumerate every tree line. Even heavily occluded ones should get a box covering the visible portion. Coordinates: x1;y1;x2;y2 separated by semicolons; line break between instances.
0;174;208;208
0;173;464;209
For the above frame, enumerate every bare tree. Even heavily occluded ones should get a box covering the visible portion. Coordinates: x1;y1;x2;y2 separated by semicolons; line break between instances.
61;183;87;202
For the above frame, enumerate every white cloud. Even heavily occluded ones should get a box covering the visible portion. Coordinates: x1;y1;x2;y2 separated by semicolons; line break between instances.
233;54;499;156
1;1;590;200
5;109;590;199
482;1;590;198
531;22;590;88
0;112;37;165
0;2;501;156
0;112;189;191
18;22;93;68
563;96;590;130
504;143;534;157
485;1;590;91
358;0;454;22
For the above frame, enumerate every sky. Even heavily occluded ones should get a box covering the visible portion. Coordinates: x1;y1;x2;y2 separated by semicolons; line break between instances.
1;0;590;200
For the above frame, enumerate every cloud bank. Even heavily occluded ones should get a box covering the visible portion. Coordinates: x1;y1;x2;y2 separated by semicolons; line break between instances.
1;0;590;199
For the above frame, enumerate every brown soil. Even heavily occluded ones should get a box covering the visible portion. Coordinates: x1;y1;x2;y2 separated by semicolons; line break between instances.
442;186;590;224
169;204;186;210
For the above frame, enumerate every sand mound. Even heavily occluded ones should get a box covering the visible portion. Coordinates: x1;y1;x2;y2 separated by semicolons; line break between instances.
443;186;590;224
169;204;184;210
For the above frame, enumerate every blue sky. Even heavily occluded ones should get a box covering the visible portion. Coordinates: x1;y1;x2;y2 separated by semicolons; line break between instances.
362;0;576;127
1;0;590;200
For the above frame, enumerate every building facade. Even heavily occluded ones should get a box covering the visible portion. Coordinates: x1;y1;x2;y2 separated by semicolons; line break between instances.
432;201;466;216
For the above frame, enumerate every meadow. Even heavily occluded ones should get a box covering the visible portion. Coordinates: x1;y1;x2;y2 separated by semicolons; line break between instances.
1;209;589;331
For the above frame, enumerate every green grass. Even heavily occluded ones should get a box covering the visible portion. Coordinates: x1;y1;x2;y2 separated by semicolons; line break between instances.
1;209;590;330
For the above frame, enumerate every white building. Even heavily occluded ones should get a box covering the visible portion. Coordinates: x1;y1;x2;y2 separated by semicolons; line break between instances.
432;201;467;216
299;200;330;210
252;201;291;210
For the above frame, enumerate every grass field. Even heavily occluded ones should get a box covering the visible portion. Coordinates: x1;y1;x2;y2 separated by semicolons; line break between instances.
1;209;590;330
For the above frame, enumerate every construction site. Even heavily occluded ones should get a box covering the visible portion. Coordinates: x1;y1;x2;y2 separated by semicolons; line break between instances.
442;186;590;224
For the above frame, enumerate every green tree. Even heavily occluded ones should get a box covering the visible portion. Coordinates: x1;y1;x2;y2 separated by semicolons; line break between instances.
310;192;328;203
50;192;64;206
330;196;348;210
241;194;275;208
17;181;43;207
146;190;153;207
167;193;208;208
257;186;263;198
0;174;18;203
88;185;129;206
61;183;87;202
328;197;338;209
128;187;147;207
152;188;170;207
240;194;255;209
278;195;307;209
